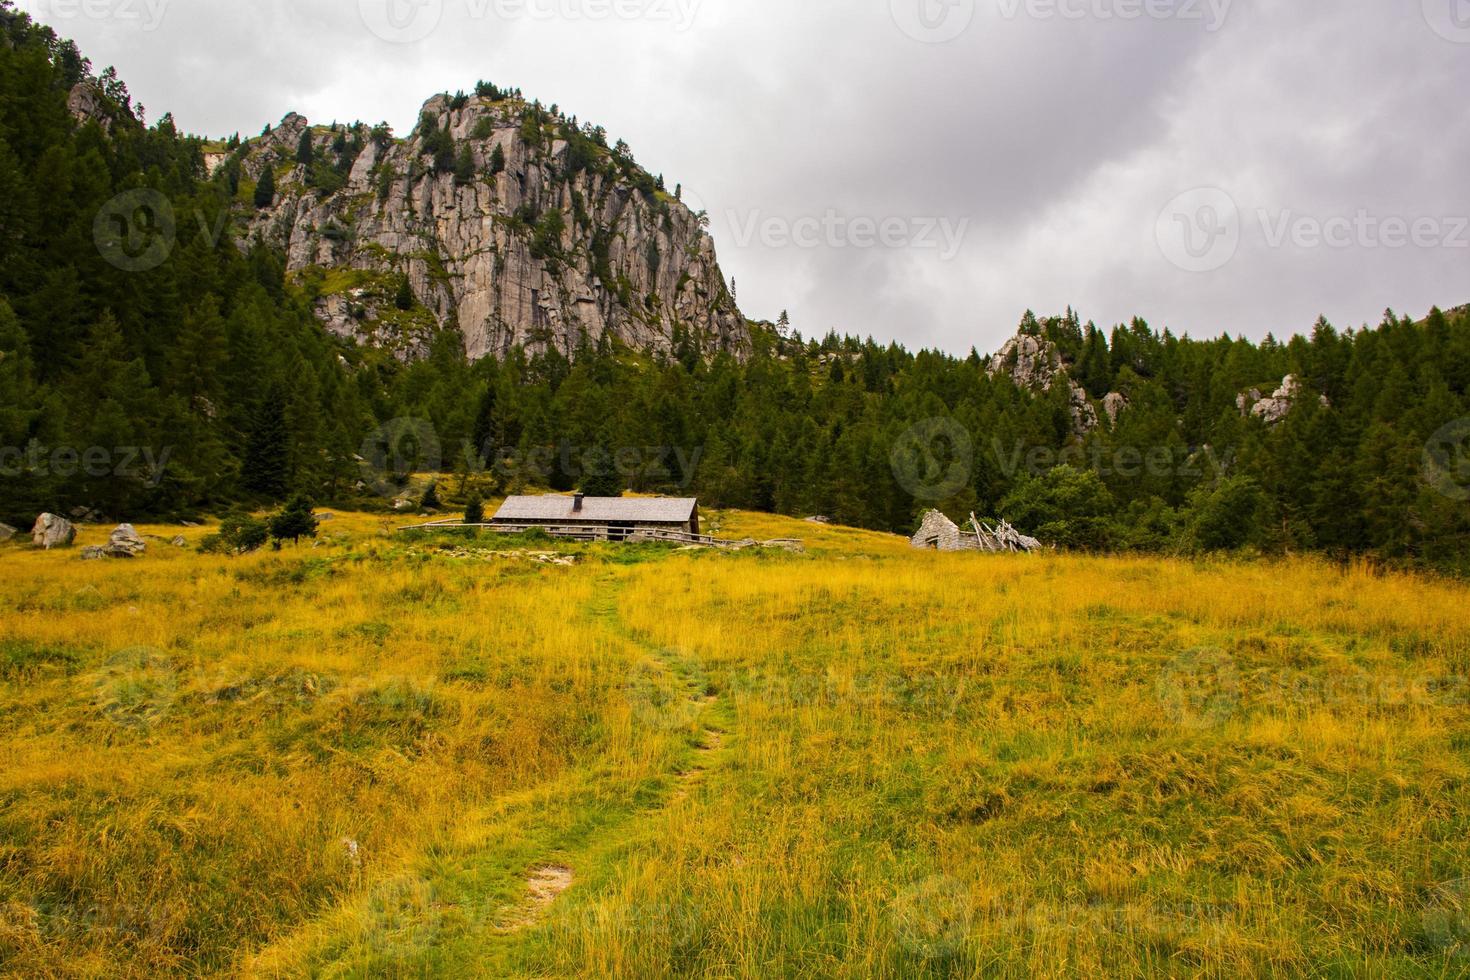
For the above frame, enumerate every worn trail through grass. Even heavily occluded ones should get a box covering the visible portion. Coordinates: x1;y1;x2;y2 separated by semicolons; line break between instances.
250;568;734;975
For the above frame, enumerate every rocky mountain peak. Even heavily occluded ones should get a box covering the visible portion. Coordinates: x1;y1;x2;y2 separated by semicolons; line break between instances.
226;90;748;362
987;328;1104;435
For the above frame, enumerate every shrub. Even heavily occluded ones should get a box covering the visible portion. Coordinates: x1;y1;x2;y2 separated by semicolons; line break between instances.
200;514;270;555
1000;465;1115;551
1181;476;1264;552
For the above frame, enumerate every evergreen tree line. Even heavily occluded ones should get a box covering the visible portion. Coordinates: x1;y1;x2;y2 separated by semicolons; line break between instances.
1;3;1467;570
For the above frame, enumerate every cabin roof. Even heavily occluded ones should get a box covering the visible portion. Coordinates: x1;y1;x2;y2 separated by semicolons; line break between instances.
492;495;699;524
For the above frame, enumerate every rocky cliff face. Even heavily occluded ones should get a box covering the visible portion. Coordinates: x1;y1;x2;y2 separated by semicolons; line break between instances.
231;95;748;362
987;331;1104;435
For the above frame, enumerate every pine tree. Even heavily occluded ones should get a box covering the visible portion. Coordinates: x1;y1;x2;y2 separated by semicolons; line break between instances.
464;494;484;525
269;493;318;545
453;144;475;185
254;165;275;208
296;130;314;165
581;447;623;498
242;392;291;498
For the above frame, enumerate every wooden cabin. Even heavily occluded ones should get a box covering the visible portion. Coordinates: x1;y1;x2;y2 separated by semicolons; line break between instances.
490;495;701;542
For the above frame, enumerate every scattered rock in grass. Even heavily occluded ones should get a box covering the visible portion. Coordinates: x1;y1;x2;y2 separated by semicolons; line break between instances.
31;513;76;550
804;516;833;524
104;524;146;558
80;546;106;560
0;523;15;543
171;536;187;548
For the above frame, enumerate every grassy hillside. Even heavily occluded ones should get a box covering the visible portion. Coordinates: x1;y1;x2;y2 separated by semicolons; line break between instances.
1;513;1468;976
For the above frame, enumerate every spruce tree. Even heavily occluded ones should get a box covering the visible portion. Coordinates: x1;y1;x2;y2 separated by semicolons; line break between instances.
254;165;275;208
581;448;623;498
464;494;485;525
269;493;318;545
242;394;291;498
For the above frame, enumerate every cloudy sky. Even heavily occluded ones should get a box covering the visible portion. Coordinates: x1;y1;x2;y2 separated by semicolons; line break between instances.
21;0;1470;354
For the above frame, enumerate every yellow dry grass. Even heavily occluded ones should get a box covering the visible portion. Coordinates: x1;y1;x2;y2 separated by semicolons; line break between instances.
0;512;1467;977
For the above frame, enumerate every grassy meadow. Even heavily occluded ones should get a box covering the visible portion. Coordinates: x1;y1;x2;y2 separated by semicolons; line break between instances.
1;510;1469;977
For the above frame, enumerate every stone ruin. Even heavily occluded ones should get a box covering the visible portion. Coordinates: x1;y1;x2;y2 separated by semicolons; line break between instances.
911;510;1042;553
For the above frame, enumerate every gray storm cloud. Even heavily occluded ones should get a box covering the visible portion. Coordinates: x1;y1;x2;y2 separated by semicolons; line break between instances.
22;0;1469;353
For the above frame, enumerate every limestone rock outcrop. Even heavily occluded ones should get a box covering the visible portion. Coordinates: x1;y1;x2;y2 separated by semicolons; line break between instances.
1239;375;1327;425
66;80;114;131
105;524;147;558
233;96;748;363
988;332;1100;436
31;513;76;550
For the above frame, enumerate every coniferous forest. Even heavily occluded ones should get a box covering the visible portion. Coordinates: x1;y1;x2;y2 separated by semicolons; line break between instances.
1;2;1468;570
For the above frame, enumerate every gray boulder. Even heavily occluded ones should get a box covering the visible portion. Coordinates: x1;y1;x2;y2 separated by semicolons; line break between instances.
80;546;106;561
31;514;76;550
171;536;187;548
104;524;147;558
0;523;16;544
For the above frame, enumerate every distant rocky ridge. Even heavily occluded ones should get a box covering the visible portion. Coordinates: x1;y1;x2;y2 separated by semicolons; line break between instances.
220;94;748;362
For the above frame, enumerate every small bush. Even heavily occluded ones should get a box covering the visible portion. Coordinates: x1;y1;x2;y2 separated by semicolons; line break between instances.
200;514;270;555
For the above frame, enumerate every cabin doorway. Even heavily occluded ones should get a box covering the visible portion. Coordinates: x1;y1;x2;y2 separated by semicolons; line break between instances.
608;522;635;542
